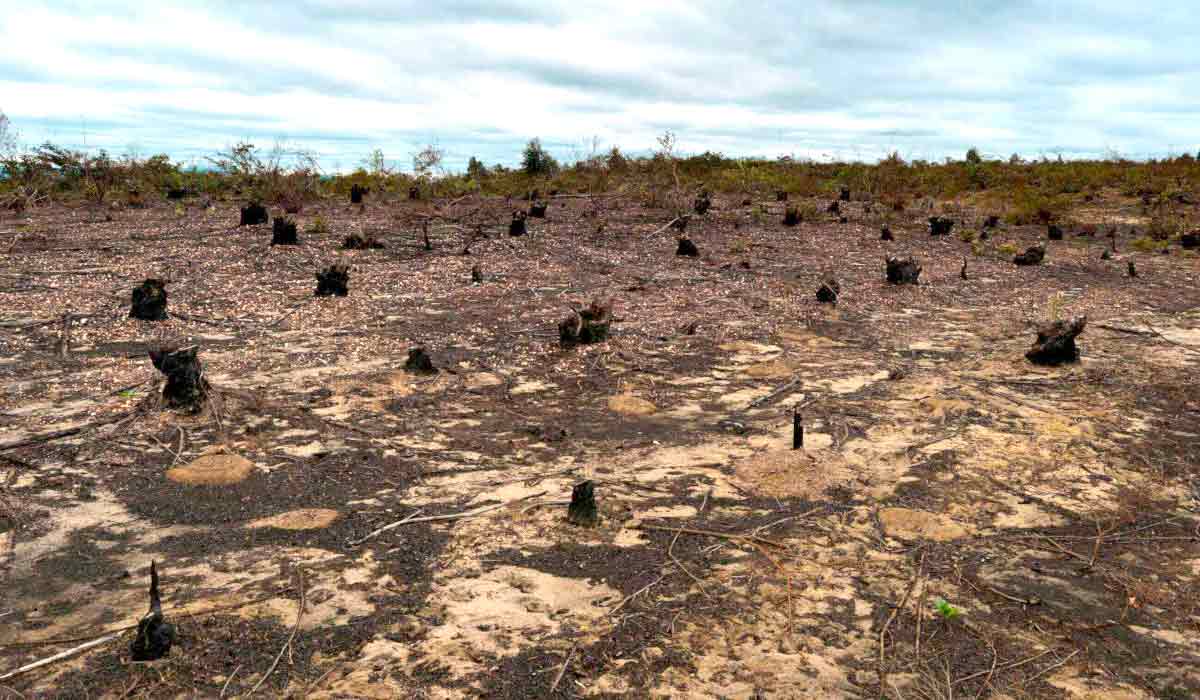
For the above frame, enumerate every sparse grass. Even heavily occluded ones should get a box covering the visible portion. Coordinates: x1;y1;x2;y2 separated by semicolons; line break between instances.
997;242;1018;256
307;215;330;234
1131;236;1168;253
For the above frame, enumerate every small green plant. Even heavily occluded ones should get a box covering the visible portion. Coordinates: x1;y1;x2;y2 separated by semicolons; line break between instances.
307;215;329;234
1130;236;1166;253
957;228;976;243
932;597;961;620
173;203;185;217
971;241;985;256
729;238;749;254
117;389;138;398
997;242;1018;256
1047;291;1065;321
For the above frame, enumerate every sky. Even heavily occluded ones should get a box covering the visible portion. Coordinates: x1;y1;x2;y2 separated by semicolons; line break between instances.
1;0;1197;172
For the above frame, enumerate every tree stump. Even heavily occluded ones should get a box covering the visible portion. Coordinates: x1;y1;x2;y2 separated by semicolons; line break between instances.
150;347;208;412
1013;245;1045;266
131;561;175;662
694;190;712;215
983;215;1000;229
1048;224;1064;240
166;188;190;200
776;190;789;202
783;206;800;227
1026;317;1086;365
240;203;268;226
1127;260;1138;278
885;256;921;285
928;216;954;236
408;186;420;200
881;225;894;241
529;201;548;218
839;186;851;202
315;264;349;296
676;237;700;257
559;300;612;346
1181;232;1199;249
404;347;437;375
343;233;385;250
272;217;299;245
567;481;598;527
509;211;528;236
471;264;483;283
130;279;168;321
350;184;367;204
816;277;840;303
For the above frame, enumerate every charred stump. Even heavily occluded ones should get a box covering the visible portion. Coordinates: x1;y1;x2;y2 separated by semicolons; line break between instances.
240;203;268;226
1013;245;1045;266
271;217;299;246
1048;224;1064;241
471;264;483;284
350;184;367;204
315;264;349;296
509;211;528;236
775;190;789;202
1181;232;1199;249
529;201;548;218
928;216;954;236
881;225;894;241
404;347;437;375
408;186;420;200
150;347;208;412
676;237;700;257
130;279;168;321
839;186;851;202
567;481;598;527
826;200;840;215
343;233;385;250
783;206;801;227
885;256;921;285
816;277;840;304
983;215;1000;229
130;561;175;662
694;190;712;215
559;300;612;346
166;188;190;200
1127;260;1138;278
1026;317;1086;366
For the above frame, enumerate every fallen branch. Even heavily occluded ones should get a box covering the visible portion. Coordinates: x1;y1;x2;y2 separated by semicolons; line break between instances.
248;567;305;695
0;410;136;453
0;632;121;682
634;523;786;549
548;641;578;694
878;549;925;698
348;492;546;546
745;376;802;410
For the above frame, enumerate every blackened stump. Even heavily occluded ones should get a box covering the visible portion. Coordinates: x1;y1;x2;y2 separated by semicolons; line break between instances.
880;225;894;241
509;211;527;236
315;264;349;296
568;481;598;527
272;217;299;245
150;347;208;412
983;215;1000;229
776;190;788;202
408;186;420;200
839;186;851;202
471;264;483;283
350;184;367;204
1026;317;1086;366
529;201;548;218
1127;260;1138;278
559;300;612;346
1181;232;1199;249
240;203;268;226
676;237;700;257
343;233;385;250
783;206;800;227
130;279;168;321
694;190;712;215
130;561;175;662
826;200;840;214
792;410;804;449
928;216;954;236
1048;224;1064;240
1013;245;1045;266
886;256;921;285
404;347;437;375
166;188;190;200
816;277;839;304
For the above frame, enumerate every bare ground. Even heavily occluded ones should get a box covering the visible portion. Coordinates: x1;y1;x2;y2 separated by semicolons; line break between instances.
1;191;1198;698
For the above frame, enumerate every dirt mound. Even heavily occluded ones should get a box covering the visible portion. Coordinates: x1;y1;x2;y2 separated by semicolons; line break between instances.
166;454;255;486
247;508;339;530
608;393;657;416
878;507;970;542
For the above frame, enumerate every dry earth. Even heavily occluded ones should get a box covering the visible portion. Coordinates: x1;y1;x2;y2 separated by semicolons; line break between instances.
0;190;1198;698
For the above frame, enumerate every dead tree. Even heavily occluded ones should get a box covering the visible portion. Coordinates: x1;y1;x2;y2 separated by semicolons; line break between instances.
315;264;350;296
816;277;840;303
271;217;299;246
885;256;921;285
509;211;528;236
676;237;700;257
1013;245;1045;266
130;279;168;321
150;347;208;412
1026;317;1086;365
568;481;598;527
130;561;175;662
240;203;268;226
928;216;954;236
559;300;612;346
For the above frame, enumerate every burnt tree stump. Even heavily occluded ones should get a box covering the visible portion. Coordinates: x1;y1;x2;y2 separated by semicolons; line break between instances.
529;201;548;218
350;184;367;204
509;211;528;236
886;256;921;285
928;216;954;236
150;347;208;412
816;277;840;304
568;481;598;527
1181;232;1199;249
471;264;483;284
676;237;700;257
315;264;349;296
240;203;268;226
404;347;437;375
1048;224;1064;240
343;233;385;250
272;217;299;245
1127;260;1138;278
559;300;612;346
839;186;851;202
166;188;190;200
826;200;840;214
776;190;789;202
130;561;175;662
881;225;894;241
983;215;1000;229
408;186;420;200
1013;245;1045;266
130;279;168;321
694;190;712;215
783;206;801;227
1026;317;1086;365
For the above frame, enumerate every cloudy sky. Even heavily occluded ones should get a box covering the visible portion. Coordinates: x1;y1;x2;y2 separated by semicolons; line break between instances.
1;0;1196;171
